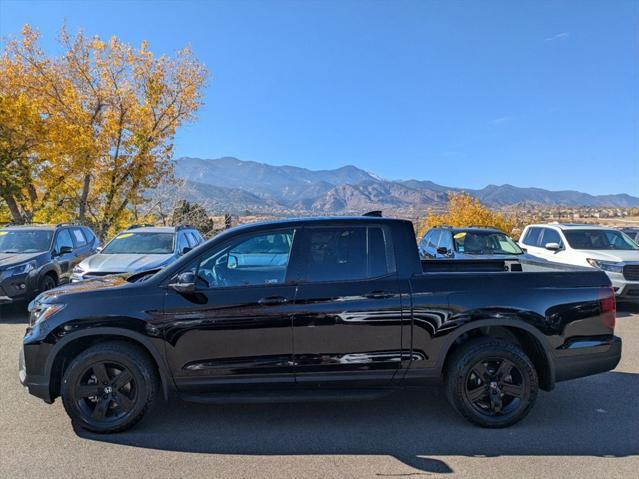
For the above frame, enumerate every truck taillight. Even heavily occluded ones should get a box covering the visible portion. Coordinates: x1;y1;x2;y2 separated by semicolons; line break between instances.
599;288;616;330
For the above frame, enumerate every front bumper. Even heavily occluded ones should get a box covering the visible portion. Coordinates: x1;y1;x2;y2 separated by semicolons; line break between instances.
0;272;35;302
605;271;639;301
19;341;54;403
554;336;622;382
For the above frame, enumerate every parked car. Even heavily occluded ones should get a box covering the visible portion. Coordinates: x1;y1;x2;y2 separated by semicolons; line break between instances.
619;227;639;244
419;226;523;260
71;225;203;281
520;223;639;300
21;216;620;433
0;224;99;304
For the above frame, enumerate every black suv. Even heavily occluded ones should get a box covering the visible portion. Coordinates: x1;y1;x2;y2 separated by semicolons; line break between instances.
0;224;100;304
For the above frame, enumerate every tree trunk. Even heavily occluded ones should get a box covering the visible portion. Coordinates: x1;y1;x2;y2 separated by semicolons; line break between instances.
78;173;91;224
2;195;23;223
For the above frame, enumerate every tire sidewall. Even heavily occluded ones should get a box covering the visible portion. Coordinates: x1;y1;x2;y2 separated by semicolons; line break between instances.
61;348;153;433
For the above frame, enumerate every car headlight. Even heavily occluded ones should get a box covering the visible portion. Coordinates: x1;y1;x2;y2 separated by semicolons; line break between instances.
4;260;37;277
72;264;85;274
586;259;624;273
29;303;66;327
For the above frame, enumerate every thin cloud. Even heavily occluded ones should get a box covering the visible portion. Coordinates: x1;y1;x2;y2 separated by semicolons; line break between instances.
545;32;569;42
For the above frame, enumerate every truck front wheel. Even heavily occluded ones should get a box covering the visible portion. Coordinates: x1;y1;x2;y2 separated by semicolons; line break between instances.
61;341;159;433
444;338;539;428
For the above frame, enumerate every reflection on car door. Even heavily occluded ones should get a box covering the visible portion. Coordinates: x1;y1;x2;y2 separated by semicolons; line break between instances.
290;225;406;387
161;228;298;392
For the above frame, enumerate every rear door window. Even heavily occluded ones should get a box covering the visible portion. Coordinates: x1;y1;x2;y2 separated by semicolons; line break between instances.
71;228;87;247
300;226;395;283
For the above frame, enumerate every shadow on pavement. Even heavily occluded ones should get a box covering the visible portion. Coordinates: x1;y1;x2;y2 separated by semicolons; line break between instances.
0;303;29;324
77;370;639;474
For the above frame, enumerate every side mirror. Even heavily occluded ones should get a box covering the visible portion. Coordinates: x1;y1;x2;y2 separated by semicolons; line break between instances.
56;245;73;256
545;242;561;251
181;246;192;255
227;254;238;269
436;247;450;256
168;271;196;294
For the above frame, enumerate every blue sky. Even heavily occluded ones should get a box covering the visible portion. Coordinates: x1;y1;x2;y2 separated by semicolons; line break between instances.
1;0;638;195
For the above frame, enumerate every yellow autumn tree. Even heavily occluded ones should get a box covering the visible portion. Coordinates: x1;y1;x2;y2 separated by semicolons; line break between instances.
0;24;207;237
418;192;517;238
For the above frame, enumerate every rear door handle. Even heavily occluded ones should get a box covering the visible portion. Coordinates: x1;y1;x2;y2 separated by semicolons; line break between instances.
258;296;289;306
365;290;393;299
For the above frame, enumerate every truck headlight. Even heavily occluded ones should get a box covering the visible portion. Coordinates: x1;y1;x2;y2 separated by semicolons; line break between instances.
29;303;66;327
586;259;624;273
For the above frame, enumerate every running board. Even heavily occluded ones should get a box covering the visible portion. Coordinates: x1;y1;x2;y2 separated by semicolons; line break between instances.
178;388;392;404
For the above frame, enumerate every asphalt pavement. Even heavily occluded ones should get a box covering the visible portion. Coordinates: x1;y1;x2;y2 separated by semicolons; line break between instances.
1;303;637;478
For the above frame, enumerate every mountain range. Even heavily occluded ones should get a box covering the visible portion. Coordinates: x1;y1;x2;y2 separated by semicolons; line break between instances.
168;156;639;214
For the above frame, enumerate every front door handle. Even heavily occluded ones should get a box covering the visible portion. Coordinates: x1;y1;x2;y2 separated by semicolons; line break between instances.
258;296;289;306
365;290;393;299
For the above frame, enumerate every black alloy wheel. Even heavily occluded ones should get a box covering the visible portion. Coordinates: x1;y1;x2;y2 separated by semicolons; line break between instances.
61;341;158;433
445;338;538;428
463;357;525;416
73;361;137;422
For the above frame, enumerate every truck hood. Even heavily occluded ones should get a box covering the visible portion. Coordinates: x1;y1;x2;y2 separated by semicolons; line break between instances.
0;252;45;269
574;249;639;263
34;274;133;303
78;253;175;273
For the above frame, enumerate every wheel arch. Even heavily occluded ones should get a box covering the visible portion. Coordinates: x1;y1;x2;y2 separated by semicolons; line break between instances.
46;327;173;401
436;318;555;391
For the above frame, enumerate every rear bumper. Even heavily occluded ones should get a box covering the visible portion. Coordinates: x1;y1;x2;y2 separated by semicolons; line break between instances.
554;336;622;382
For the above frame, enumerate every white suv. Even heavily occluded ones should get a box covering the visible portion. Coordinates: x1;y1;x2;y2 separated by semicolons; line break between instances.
520;223;639;300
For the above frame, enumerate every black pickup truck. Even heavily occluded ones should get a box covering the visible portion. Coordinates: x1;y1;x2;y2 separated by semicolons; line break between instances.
20;216;621;433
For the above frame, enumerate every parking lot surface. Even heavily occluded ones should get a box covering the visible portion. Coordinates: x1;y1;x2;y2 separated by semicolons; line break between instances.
1;304;638;478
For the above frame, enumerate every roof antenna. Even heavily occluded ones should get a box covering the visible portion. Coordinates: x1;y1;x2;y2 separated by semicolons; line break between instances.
362;210;382;217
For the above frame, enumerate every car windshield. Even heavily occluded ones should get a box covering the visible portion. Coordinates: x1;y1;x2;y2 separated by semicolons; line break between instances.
0;229;53;253
563;229;639;250
453;231;523;255
101;232;175;254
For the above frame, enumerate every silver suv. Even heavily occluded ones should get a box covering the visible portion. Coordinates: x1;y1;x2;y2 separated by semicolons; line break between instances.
71;225;203;281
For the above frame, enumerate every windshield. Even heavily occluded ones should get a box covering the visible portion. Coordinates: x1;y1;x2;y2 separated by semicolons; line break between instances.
101;232;175;254
453;231;523;255
563;229;639;250
0;229;53;253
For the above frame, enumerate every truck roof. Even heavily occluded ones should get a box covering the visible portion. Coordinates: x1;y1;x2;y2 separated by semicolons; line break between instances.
230;215;410;230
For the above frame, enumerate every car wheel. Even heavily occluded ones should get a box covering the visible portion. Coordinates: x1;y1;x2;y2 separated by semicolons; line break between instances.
61;341;158;433
39;274;57;293
445;338;538;428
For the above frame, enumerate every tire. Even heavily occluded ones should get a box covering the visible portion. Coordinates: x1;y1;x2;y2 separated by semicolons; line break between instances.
61;341;159;433
444;338;538;428
39;274;57;293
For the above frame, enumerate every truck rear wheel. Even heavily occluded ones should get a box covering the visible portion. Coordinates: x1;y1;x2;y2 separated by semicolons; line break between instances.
61;341;158;433
445;338;538;428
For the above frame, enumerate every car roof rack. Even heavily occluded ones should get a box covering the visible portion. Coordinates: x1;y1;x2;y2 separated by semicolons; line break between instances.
126;223;155;230
362;211;382;217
